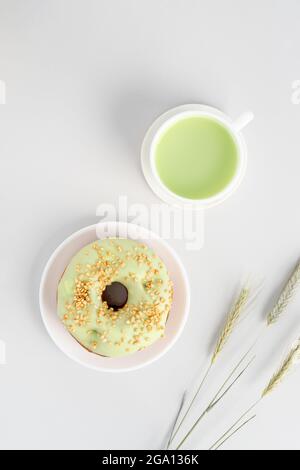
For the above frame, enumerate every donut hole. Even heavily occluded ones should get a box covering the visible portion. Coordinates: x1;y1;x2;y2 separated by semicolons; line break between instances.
102;282;128;311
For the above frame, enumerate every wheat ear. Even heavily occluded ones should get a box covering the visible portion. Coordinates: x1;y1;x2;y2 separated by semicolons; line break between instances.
211;287;250;364
267;260;300;325
262;338;300;397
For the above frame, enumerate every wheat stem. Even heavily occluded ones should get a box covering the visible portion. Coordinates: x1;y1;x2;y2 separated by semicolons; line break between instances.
167;362;212;447
210;336;300;449
212;415;256;451
209;398;262;450
208;356;256;412
168;286;253;448
165;393;186;449
175;356;255;450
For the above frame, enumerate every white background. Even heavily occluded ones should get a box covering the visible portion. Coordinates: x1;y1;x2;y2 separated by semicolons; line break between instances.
1;0;300;450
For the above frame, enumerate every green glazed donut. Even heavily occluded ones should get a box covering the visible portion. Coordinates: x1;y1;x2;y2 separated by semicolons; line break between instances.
57;238;173;357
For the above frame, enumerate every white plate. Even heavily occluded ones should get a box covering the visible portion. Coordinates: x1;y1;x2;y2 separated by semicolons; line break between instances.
39;222;190;372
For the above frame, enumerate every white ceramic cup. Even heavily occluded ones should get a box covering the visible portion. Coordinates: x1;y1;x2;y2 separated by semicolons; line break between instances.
141;104;254;209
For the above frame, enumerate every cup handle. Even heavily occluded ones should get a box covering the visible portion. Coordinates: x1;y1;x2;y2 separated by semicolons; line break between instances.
233;111;254;132
0;80;6;104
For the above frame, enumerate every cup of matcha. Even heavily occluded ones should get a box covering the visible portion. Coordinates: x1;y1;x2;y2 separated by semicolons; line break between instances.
141;104;253;208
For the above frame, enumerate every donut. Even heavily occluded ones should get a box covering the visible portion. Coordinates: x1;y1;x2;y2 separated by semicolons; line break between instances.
57;238;173;357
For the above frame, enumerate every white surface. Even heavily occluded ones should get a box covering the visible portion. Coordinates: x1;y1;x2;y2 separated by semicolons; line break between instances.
40;222;190;372
1;0;300;450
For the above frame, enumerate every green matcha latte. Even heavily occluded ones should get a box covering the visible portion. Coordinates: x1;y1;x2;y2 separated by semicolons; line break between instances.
155;116;239;200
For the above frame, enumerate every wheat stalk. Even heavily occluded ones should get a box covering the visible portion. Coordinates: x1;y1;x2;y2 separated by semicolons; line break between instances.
262;338;300;397
170;261;300;450
210;336;300;449
167;285;254;448
267;260;300;325
176;356;255;450
211;415;256;451
209;260;300;448
211;287;250;364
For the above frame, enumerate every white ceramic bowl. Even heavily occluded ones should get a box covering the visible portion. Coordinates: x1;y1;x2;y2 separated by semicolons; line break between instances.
39;222;190;372
141;104;254;209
